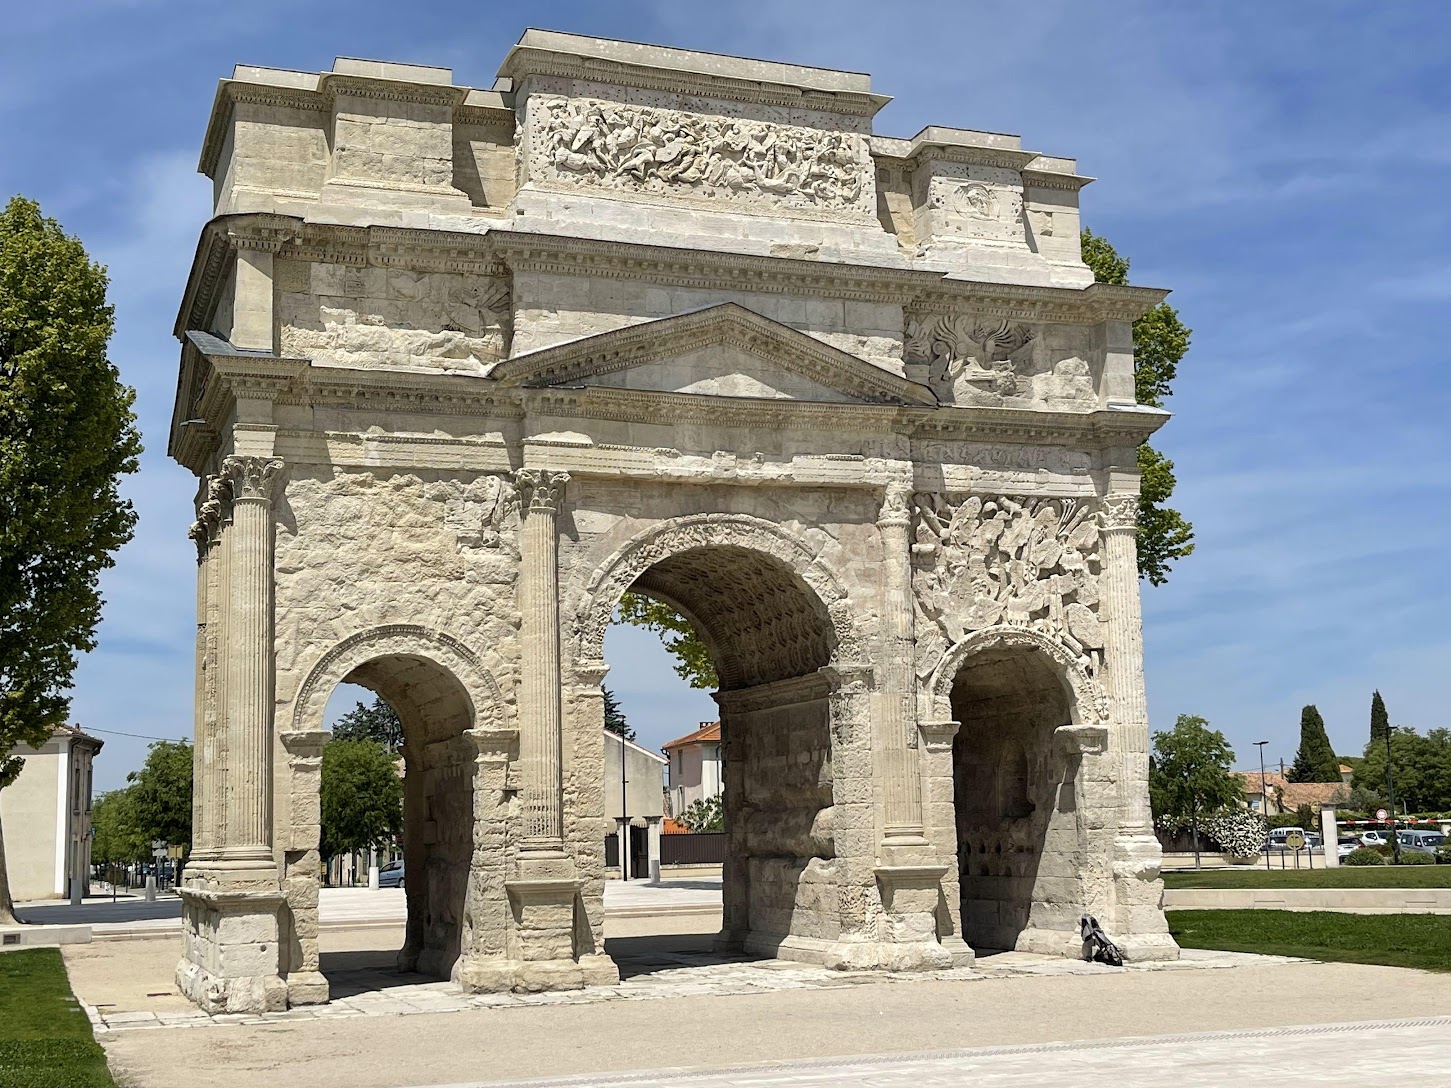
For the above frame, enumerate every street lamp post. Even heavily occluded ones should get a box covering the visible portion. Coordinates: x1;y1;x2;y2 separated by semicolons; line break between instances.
1255;740;1270;872
1384;727;1401;865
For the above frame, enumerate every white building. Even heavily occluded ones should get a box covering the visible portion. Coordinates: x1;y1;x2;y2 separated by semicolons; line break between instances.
604;730;667;880
0;725;102;901
663;722;722;817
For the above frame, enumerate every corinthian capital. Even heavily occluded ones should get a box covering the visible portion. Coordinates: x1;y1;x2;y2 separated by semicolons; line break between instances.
1099;493;1139;531
514;468;570;514
222;456;285;503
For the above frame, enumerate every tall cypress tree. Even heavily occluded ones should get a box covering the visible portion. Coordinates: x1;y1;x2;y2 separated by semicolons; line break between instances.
1370;690;1390;745
1288;705;1339;782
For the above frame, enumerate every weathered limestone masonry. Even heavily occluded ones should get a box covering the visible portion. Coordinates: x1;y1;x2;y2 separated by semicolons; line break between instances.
169;31;1178;1013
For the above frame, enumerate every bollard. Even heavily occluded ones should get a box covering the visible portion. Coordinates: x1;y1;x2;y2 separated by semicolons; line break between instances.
144;874;157;903
368;865;379;890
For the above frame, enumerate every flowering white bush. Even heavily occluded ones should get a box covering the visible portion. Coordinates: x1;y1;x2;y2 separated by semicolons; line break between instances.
1156;809;1266;858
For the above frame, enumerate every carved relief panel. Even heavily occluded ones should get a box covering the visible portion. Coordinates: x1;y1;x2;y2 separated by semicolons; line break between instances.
914;162;1027;250
912;493;1105;678
277;260;512;373
904;312;1096;408
525;95;874;218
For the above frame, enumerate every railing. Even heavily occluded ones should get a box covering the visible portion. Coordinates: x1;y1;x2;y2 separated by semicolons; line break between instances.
660;832;726;866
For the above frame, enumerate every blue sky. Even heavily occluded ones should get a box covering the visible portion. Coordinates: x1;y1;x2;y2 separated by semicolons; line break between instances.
4;2;1449;791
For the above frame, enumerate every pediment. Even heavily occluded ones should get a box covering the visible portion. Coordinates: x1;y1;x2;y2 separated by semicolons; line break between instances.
491;304;936;406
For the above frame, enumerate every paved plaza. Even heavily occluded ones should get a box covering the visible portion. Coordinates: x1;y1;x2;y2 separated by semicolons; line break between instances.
455;1018;1451;1088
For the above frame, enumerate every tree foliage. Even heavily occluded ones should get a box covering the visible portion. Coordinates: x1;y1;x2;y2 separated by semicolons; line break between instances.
0;197;141;920
616;592;718;689
1370;690;1390;745
602;686;634;741
1080;228;1195;585
332;696;403;753
679;793;724;833
1149;715;1241;867
90;789;147;866
1355;726;1451;814
126;740;193;856
320;739;403;862
1288;705;1339;783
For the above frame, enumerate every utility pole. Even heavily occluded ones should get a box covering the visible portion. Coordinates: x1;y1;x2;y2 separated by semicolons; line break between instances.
1384;726;1401;864
1255;740;1270;871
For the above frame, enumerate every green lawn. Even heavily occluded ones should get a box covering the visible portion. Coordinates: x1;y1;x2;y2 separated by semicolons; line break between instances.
1168;909;1451;972
1164;865;1451;890
0;948;114;1088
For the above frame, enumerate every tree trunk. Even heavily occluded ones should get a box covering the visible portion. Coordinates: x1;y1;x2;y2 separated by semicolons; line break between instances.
1191;803;1202;870
0;806;18;926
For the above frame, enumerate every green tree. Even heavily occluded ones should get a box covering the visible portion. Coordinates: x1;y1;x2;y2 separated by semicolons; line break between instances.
332;696;404;752
1288;705;1339;783
1357;727;1451;814
617;592;718;689
1080;229;1195;585
0;197;141;922
602;686;634;742
1370;690;1390;745
320;739;403;869
126;740;193;872
680;793;724;833
1149;714;1240;868
90;788;146;868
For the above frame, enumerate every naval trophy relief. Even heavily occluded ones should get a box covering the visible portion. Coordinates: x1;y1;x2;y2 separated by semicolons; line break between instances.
911;493;1105;680
531;96;871;214
905;314;1036;400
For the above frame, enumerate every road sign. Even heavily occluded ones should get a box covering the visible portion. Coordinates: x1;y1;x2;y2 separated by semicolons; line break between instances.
1375;808;1389;821
1283;830;1306;850
151;840;168;859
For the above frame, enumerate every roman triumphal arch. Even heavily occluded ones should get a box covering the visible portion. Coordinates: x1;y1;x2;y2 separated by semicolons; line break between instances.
168;31;1179;1013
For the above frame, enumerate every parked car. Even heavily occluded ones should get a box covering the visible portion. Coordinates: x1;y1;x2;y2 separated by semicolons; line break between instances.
1360;830;1389;847
377;860;404;888
1264;827;1306;851
1337;835;1361;859
1397;830;1446;855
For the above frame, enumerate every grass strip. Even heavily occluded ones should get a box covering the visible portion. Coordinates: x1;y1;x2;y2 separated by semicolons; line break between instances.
0;948;114;1088
1167;909;1451;972
1164;865;1451;890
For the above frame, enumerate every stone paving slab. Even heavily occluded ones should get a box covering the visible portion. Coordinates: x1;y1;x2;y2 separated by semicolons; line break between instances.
85;946;1299;1035
435;1016;1451;1088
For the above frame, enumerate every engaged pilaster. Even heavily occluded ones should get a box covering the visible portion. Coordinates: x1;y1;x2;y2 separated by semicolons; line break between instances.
876;483;926;844
219;455;284;872
1100;493;1150;831
514;468;570;853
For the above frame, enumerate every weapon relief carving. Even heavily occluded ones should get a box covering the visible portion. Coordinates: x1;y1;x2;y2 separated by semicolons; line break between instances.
444;475;519;552
533;97;870;212
905;314;1036;397
912;494;1105;673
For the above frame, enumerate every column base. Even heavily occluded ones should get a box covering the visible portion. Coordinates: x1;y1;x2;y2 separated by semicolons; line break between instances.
453;952;619;994
1110;831;1180;962
284;970;330;1006
177;885;288;1014
870;863;954;971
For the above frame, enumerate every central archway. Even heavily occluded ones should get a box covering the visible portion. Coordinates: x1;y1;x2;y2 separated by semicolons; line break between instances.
573;515;860;964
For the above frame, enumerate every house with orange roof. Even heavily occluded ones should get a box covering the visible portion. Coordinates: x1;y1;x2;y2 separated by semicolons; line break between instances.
662;721;722;817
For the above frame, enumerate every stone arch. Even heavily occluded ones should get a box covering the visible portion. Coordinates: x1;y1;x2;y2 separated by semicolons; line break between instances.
289;623;509;736
571;513;862;688
929;626;1109;726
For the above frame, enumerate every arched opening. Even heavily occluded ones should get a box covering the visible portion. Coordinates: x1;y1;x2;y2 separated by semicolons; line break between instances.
950;643;1081;953
317;653;476;984
600;541;840;963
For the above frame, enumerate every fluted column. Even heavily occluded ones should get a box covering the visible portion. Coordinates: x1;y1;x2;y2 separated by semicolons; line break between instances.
219;455;283;868
188;516;209;858
877;483;925;842
515;468;570;851
1100;494;1151;831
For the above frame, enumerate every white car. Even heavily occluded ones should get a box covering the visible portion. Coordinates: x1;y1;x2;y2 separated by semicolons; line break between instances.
1360;830;1389;847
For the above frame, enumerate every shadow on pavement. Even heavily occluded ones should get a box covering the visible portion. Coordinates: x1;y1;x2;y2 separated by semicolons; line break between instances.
604;931;761;980
317;947;422;999
16;899;182;925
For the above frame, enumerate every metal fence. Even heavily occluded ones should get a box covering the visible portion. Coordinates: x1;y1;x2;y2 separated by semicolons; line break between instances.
660;832;727;866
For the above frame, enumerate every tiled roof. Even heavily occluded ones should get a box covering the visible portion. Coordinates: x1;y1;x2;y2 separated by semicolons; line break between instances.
1235;770;1349;809
662;721;721;752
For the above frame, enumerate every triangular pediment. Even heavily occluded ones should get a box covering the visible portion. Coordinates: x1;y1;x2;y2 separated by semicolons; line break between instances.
492;304;935;406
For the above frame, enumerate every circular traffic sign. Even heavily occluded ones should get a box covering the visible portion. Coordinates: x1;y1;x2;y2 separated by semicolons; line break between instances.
1375;808;1389;821
1284;830;1306;850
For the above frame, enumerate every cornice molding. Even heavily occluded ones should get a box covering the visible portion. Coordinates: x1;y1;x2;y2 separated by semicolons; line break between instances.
501;48;886;119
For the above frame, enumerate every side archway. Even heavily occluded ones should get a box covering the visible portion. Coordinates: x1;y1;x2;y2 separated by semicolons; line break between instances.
929;625;1110;725
282;624;511;994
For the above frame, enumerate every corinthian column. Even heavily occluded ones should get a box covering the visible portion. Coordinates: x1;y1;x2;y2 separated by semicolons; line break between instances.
877;483;925;842
1100;493;1151;831
515;468;570;851
219;455;284;870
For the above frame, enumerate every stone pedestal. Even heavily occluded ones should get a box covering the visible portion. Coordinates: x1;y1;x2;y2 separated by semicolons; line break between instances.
175;889;288;1014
